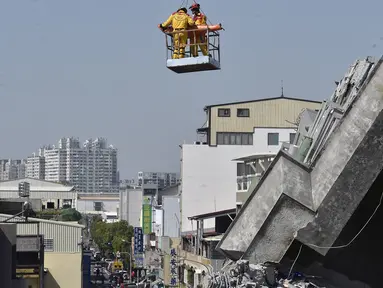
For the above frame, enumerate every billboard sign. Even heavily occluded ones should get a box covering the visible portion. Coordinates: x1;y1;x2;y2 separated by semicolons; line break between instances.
134;253;144;268
142;204;152;234
134;227;143;254
170;248;178;286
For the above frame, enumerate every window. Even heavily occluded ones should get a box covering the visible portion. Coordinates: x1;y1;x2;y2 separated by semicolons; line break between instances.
216;132;253;145
237;108;250;117
289;133;296;144
237;163;245;176
237;163;254;176
94;201;103;211
218;108;230;117
268;133;279;146
44;238;54;251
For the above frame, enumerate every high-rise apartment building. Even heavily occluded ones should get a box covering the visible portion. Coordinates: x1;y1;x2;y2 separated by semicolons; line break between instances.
0;159;26;181
26;137;118;193
82;138;118;193
26;149;45;179
137;171;179;189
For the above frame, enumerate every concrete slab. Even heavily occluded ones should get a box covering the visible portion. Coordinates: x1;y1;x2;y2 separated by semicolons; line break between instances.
216;153;313;260
244;195;315;263
297;59;383;255
166;56;220;73
216;56;383;263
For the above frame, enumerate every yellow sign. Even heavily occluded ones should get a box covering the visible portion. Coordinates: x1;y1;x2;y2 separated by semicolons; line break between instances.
112;260;123;271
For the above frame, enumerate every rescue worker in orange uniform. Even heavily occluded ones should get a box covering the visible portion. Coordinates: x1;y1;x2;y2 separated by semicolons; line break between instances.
189;3;208;57
159;8;195;59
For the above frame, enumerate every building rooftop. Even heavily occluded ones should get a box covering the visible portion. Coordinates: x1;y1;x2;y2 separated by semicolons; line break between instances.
77;193;119;200
0;178;75;192
188;208;236;221
0;213;85;228
232;153;276;162
203;95;322;110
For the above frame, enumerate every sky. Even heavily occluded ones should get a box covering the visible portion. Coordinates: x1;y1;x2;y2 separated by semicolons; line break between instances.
0;0;382;179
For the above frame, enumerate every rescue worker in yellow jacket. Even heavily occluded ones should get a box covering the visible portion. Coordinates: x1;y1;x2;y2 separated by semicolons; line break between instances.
159;8;195;59
189;3;208;57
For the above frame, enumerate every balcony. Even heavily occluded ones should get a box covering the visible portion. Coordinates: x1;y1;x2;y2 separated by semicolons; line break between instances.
236;174;258;192
235;154;276;205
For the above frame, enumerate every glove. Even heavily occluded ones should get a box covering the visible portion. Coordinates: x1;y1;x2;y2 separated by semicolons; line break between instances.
158;24;165;31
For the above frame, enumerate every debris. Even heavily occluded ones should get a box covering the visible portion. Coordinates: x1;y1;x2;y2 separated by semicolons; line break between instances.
207;260;331;288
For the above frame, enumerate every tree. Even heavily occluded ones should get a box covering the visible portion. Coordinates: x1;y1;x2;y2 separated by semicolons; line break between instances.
36;209;61;220
58;208;82;221
90;218;134;258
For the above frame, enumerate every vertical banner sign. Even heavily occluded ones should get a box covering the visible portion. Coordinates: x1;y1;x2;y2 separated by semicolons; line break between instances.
134;227;143;254
142;204;152;234
170;248;178;286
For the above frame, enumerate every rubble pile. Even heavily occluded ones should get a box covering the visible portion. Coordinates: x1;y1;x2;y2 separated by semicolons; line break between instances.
207;260;330;288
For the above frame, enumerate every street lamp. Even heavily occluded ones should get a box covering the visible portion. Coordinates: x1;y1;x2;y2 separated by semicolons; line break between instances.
121;239;133;282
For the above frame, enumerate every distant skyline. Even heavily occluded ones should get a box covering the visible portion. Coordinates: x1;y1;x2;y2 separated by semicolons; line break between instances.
2;136;180;179
1;0;382;178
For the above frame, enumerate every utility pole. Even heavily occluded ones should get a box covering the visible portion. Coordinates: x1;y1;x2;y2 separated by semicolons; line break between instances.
121;239;132;283
174;213;181;288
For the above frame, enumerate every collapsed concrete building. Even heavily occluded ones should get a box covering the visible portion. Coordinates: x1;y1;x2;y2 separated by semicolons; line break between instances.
214;56;383;288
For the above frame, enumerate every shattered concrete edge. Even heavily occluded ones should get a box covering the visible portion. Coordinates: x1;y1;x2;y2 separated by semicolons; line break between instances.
216;55;383;262
215;151;313;259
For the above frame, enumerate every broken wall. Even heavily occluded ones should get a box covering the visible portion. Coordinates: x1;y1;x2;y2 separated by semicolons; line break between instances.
216;56;383;275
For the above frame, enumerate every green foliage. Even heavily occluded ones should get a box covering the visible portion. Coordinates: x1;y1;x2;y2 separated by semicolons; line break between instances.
58;208;82;221
36;208;82;222
90;217;133;257
36;209;61;220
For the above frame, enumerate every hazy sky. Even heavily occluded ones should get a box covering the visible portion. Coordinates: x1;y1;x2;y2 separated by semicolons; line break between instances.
0;0;382;178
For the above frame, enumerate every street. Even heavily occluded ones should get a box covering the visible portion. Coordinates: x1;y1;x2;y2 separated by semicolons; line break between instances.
91;261;111;287
91;260;135;288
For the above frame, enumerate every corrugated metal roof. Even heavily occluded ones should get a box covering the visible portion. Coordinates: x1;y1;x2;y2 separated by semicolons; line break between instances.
204;96;322;109
0;178;74;192
0;214;83;253
0;214;84;228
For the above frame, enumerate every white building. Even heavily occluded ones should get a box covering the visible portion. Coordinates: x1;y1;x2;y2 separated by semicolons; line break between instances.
102;211;119;223
182;129;296;233
153;208;163;236
76;192;120;215
27;137;118;193
138;171;179;189
26;150;45;180
181;96;322;234
0;178;77;210
119;188;143;228
162;195;181;238
0;159;26;181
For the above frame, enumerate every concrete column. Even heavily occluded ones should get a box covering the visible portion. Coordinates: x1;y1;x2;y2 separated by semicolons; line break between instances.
199;220;204;256
195;221;200;255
